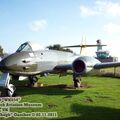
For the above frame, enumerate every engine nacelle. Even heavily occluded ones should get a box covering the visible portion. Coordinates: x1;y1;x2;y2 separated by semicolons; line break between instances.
72;58;86;75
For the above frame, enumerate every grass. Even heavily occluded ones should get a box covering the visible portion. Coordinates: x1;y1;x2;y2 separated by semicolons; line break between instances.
0;75;120;120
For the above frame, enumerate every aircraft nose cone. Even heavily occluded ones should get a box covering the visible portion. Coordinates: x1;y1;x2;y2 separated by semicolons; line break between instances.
0;54;15;72
0;57;9;71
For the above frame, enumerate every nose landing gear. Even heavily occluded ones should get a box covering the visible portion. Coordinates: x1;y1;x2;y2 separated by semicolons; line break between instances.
0;73;16;97
5;84;16;97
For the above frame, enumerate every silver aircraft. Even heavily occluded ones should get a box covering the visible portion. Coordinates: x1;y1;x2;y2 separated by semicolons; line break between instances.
0;41;120;97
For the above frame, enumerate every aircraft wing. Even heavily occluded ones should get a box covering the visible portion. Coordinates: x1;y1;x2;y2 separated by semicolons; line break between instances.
54;62;120;73
94;62;120;69
54;61;120;75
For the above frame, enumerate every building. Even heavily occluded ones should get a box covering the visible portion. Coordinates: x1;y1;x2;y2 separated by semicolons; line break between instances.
95;40;118;62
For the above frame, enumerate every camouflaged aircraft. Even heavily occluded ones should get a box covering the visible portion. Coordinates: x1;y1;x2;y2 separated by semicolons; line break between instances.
0;41;120;97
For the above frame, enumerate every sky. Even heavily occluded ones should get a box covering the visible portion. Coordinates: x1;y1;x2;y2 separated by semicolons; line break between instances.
0;0;120;59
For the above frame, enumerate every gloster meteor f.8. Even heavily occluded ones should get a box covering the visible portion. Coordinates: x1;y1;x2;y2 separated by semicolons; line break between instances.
0;41;120;96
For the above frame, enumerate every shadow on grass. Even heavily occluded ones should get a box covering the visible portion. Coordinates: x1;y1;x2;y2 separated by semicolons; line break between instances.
16;84;83;96
55;104;120;120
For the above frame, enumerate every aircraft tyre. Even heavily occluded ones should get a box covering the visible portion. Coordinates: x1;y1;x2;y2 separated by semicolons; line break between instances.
29;76;38;87
12;75;19;80
74;80;81;88
6;84;16;97
73;74;81;88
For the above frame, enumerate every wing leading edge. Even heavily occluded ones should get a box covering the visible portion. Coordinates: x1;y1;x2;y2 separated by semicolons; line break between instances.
54;64;72;71
94;62;120;69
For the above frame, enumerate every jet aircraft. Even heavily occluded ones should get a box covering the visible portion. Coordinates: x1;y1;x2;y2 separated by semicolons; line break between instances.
0;41;120;97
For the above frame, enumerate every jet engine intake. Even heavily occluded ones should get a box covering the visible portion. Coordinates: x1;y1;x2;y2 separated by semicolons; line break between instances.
72;58;86;75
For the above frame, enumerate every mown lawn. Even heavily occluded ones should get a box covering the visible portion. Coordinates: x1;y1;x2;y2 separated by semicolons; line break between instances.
0;75;120;120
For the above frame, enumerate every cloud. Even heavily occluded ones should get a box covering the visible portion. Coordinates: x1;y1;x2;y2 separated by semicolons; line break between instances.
29;19;47;31
104;22;120;33
96;0;120;16
80;5;97;17
80;0;120;17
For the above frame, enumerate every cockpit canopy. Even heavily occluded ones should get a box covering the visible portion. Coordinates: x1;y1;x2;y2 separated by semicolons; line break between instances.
16;41;44;52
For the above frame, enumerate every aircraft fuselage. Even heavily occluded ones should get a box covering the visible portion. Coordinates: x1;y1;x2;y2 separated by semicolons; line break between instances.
0;49;99;76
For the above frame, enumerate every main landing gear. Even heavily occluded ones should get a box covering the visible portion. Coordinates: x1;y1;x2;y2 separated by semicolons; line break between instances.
29;76;38;87
73;74;81;88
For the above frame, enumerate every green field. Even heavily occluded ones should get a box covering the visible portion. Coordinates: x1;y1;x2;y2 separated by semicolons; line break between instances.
0;75;120;120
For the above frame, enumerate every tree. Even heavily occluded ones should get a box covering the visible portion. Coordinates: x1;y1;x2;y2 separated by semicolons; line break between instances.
0;45;3;57
47;44;73;53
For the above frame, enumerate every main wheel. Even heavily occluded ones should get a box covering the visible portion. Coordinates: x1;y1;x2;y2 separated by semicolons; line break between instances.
73;74;81;88
74;80;81;88
29;76;38;87
11;75;19;80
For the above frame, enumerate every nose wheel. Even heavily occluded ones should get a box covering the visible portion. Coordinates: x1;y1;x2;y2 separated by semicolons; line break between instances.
0;73;16;97
6;84;16;97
